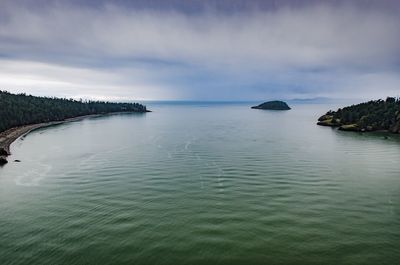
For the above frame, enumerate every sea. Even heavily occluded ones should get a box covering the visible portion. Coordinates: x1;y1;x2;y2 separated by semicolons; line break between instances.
0;102;399;264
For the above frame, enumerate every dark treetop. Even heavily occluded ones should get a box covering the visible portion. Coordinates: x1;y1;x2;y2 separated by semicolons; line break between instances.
251;100;291;110
0;90;149;133
317;97;400;133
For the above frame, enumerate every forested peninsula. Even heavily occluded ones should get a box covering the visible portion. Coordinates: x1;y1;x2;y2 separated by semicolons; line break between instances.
0;91;149;165
317;97;400;133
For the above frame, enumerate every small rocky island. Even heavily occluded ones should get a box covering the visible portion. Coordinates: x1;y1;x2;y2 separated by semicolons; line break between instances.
251;100;291;110
317;97;400;133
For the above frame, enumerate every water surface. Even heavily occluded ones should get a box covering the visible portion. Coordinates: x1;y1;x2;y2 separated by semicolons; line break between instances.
1;102;399;264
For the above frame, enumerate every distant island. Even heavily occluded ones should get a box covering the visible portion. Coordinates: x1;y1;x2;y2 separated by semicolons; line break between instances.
0;91;150;165
317;97;400;133
251;100;291;110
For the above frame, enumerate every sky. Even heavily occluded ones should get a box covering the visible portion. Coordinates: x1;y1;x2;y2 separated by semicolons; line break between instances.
0;0;400;101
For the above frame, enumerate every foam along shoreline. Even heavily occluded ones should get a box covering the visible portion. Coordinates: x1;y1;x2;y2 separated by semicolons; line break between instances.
0;112;148;165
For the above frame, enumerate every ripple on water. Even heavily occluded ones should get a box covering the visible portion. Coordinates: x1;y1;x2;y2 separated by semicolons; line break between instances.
1;105;400;264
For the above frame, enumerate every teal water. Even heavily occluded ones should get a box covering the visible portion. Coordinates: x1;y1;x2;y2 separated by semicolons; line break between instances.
0;102;399;264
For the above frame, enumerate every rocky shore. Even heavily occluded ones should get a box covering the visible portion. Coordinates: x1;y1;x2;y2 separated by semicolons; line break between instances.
317;97;400;134
0;112;145;165
0;123;58;165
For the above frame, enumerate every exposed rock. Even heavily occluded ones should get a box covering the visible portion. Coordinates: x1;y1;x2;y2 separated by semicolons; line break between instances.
317;119;339;127
0;156;8;165
338;124;360;131
318;114;333;122
0;147;9;156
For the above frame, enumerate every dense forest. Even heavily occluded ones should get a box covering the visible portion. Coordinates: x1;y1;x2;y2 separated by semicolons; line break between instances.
317;97;400;133
0;91;149;133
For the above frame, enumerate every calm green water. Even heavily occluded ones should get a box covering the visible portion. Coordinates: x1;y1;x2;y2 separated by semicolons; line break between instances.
1;102;399;264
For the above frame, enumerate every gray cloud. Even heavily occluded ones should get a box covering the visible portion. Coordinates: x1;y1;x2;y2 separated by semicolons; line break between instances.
0;1;399;100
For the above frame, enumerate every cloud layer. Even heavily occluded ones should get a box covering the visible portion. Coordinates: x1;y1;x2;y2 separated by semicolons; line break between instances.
0;0;399;100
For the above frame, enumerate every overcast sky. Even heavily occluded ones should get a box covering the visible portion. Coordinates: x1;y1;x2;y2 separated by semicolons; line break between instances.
1;0;400;101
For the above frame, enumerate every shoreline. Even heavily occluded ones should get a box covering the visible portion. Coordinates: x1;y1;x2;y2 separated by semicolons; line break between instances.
316;122;394;134
0;111;149;165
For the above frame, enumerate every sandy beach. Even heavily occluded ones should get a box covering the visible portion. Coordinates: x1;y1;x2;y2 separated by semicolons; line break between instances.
0;112;138;163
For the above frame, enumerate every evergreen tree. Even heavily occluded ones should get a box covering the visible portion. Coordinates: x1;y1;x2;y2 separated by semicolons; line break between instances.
0;91;149;133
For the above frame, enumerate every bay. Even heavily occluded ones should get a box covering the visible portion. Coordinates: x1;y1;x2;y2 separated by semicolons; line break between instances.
1;102;399;264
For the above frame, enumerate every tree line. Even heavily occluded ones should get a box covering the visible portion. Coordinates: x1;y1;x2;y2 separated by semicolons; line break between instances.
0;91;148;133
